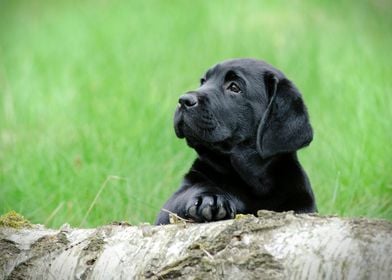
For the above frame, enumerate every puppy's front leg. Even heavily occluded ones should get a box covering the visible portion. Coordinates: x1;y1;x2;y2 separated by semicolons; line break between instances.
155;184;240;225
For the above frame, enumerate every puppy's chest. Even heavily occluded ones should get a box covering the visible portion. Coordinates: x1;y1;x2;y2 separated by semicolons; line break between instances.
206;169;254;193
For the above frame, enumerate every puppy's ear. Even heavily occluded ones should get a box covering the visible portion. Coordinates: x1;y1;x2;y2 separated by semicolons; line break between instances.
256;72;313;159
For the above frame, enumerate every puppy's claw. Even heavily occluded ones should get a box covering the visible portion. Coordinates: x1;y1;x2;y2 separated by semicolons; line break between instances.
201;206;212;221
188;205;198;218
216;204;227;220
229;207;236;218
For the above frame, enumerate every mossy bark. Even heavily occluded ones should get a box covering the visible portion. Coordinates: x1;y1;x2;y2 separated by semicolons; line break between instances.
1;211;391;279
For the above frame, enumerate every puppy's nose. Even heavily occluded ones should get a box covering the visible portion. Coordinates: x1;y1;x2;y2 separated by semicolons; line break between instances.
178;94;198;108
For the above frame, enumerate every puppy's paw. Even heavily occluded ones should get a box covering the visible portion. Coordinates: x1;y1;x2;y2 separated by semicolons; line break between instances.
185;194;236;222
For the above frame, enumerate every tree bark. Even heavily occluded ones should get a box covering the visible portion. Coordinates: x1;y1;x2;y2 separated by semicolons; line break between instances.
1;211;391;279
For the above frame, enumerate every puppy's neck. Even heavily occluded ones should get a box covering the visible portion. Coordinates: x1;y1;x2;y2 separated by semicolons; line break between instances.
193;140;269;175
193;146;232;174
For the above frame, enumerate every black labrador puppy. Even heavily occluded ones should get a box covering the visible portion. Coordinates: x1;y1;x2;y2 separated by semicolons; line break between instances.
156;58;316;225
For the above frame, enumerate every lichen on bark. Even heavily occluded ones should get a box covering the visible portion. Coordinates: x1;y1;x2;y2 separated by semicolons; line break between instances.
0;211;32;229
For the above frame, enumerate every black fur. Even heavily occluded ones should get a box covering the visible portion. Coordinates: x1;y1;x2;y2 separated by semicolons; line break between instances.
156;58;316;225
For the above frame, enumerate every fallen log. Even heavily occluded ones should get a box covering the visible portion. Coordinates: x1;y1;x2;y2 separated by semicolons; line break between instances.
1;211;391;279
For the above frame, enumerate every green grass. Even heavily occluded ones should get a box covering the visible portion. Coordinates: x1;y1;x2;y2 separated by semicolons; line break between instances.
1;0;391;228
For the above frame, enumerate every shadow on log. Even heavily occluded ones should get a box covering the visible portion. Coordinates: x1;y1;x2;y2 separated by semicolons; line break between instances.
1;211;391;279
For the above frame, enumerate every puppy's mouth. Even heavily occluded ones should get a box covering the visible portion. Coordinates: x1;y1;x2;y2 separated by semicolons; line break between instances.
174;108;229;144
174;108;186;138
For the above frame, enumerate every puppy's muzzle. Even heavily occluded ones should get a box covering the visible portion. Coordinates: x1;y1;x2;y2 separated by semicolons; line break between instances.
178;93;198;109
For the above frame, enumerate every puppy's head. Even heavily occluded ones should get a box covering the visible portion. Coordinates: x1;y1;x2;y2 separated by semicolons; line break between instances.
174;58;313;158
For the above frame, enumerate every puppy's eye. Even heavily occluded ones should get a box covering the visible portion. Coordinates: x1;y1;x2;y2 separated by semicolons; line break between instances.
227;82;241;93
200;78;206;85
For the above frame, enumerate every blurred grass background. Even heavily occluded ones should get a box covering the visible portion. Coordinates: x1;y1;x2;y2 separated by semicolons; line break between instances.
0;0;391;228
